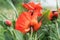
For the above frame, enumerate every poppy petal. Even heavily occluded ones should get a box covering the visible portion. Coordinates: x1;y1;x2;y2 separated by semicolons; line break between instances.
15;12;31;34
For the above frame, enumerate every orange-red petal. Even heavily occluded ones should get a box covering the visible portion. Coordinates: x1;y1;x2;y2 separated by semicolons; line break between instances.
15;12;31;34
23;3;34;10
49;11;54;20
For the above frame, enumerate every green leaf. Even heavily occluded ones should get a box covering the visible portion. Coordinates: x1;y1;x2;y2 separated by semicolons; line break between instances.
13;30;24;40
7;0;18;18
4;31;13;40
0;21;7;29
41;9;51;25
0;25;5;40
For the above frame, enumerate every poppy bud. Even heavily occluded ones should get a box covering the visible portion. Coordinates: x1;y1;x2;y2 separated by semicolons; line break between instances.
49;11;58;21
54;12;58;18
5;20;12;26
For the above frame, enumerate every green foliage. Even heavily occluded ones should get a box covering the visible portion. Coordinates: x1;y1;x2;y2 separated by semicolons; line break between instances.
0;25;5;40
42;9;51;24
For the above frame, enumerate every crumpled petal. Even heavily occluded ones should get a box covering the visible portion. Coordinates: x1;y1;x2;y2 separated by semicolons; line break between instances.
23;2;42;11
15;12;31;33
30;10;42;31
23;2;35;10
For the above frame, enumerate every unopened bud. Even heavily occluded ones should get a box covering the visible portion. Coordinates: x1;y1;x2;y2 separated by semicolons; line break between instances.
5;20;12;26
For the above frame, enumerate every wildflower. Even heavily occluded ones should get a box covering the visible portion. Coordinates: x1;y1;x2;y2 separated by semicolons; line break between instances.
15;11;42;34
15;2;42;34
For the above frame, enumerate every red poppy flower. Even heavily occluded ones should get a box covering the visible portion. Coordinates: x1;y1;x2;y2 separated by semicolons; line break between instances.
15;11;42;34
15;2;42;34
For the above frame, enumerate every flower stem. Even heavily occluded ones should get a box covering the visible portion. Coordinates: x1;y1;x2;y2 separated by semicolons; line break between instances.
29;27;33;40
34;32;37;40
56;0;58;11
